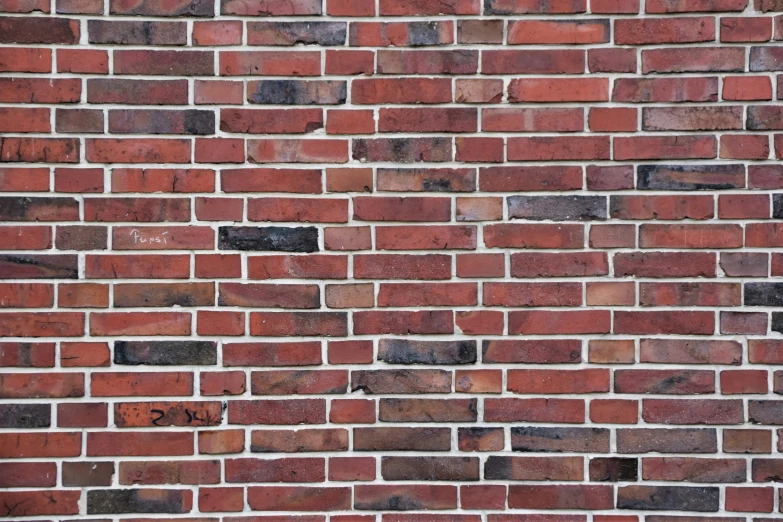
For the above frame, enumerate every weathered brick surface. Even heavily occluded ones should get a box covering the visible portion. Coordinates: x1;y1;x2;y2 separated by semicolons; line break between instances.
0;0;781;518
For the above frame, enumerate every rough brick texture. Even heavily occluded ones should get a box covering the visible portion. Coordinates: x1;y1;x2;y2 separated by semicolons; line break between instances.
1;0;783;519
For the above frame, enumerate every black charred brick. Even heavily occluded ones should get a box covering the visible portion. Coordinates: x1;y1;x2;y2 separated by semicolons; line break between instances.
219;226;319;252
114;341;217;365
745;283;783;306
511;427;610;453
772;194;783;218
0;197;80;221
408;21;449;45
87;489;190;514
248;80;346;105
508;195;607;221
589;457;639;482
617;485;719;511
773;312;783;333
378;339;477;365
0;255;78;279
0;404;50;428
637;164;745;190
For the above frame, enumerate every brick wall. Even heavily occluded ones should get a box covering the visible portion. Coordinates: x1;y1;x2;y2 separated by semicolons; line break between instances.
1;0;783;518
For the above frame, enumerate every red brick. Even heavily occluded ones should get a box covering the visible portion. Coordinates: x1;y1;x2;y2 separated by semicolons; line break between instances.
484;224;584;249
723;75;773;100
327;110;375;135
509;19;609;44
91;372;193;397
589;48;637;72
195;80;243;104
461;485;506;509
591;399;639;424
88;431;194;456
326;49;374;75
616;17;715;45
199;487;244;512
725;486;774;512
328;340;373;364
60;342;110;368
0;491;80;517
58;402;107;428
615;136;717;160
589;107;638;132
509;136;610;161
193;21;242;46
615;311;715;335
57;49;108;74
509;78;609;102
483;50;584;74
86;138;191;164
0;432;81;458
329;457;376;481
0;48;51;72
509;311;611;335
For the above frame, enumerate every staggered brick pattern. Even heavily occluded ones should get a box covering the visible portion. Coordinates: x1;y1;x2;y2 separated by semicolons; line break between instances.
6;0;783;519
